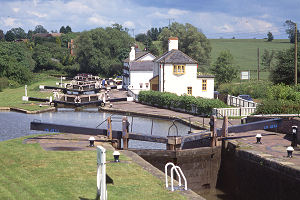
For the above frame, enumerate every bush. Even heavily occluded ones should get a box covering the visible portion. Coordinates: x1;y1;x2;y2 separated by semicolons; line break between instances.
256;99;300;114
218;81;272;99
139;90;228;115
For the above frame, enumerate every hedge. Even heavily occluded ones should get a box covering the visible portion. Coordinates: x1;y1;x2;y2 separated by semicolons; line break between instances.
138;90;228;115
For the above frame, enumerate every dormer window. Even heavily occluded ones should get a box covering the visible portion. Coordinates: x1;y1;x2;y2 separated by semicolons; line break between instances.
173;65;185;75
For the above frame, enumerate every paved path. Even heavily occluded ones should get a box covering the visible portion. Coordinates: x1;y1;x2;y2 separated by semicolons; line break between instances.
101;100;241;130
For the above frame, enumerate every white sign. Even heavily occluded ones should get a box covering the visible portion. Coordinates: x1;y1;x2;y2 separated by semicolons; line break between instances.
97;146;107;200
241;71;250;80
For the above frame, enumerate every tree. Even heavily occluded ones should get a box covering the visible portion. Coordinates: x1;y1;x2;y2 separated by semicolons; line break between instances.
135;33;147;43
65;25;72;33
267;31;274;42
271;47;300;84
27;30;33;39
5;30;15;42
0;42;35;84
60;26;66;34
261;50;275;70
10;27;26;39
33;25;48;34
211;50;238;85
0;30;4;41
158;22;211;67
284;20;300;44
75;26;134;77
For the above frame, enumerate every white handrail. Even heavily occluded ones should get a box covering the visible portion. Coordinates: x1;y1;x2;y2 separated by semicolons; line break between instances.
171;166;187;191
165;162;181;188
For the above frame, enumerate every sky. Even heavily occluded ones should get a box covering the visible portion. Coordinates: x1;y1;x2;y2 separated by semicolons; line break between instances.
0;0;299;39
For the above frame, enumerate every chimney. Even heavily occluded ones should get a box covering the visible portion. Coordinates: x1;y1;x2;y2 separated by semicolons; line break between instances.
168;37;178;51
129;46;135;61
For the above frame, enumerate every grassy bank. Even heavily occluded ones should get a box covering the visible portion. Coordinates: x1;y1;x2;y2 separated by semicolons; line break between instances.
0;136;186;200
0;75;57;111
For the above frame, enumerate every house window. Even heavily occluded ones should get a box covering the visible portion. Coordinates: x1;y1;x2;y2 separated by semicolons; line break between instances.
173;65;185;74
145;83;149;88
202;80;207;91
187;87;192;96
139;83;143;88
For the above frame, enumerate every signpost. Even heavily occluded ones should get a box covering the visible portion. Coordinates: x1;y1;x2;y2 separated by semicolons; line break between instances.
96;146;107;200
240;71;250;80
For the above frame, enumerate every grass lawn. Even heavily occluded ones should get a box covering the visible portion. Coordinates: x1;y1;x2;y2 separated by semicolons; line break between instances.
0;76;59;111
0;136;186;200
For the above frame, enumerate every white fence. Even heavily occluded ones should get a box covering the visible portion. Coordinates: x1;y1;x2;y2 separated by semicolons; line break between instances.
212;107;257;117
227;95;257;107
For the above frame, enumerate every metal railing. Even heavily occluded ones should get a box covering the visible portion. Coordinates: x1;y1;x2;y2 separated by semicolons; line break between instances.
165;162;187;191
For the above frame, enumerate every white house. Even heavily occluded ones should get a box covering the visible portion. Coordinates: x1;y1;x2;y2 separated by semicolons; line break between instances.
122;46;156;94
150;37;214;99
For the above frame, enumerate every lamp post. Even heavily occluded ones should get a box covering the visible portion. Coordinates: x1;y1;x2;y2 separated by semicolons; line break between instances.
292;126;298;147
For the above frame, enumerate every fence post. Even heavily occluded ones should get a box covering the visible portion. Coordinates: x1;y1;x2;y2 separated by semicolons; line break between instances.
122;116;129;150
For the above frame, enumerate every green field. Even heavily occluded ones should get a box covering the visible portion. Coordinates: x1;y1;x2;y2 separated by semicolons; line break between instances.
209;39;293;80
0;136;186;200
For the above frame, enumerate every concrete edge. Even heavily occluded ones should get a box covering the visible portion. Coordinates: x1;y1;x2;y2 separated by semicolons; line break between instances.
121;150;206;200
8;107;56;114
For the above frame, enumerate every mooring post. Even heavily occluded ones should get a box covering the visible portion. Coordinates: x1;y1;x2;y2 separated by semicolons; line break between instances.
210;115;217;147
122;116;129;150
25;85;27;97
107;116;112;140
166;136;181;150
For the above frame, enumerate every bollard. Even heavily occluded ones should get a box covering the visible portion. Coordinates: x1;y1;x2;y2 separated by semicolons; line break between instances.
256;134;262;144
221;116;228;138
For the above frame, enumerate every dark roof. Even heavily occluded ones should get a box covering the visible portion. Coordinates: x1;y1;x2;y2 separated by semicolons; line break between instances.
130;61;154;71
123;51;151;62
197;74;215;78
154;49;197;64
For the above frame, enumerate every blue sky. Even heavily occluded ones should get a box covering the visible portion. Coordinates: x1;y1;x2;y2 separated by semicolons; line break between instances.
0;0;299;39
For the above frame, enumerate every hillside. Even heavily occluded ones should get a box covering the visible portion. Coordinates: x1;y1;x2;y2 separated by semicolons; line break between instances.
209;39;293;80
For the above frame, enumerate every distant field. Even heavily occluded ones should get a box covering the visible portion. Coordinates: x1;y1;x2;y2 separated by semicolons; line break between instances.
209;39;293;80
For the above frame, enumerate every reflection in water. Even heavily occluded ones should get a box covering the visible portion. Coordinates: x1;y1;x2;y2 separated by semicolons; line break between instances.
0;108;193;149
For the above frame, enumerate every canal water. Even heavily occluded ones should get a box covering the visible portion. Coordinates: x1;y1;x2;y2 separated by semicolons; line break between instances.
0;108;193;149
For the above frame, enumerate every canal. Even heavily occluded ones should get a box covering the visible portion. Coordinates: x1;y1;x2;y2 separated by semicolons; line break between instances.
0;108;193;149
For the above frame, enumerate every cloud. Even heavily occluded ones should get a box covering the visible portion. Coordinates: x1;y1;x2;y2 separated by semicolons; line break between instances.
12;7;20;13
0;17;22;28
88;14;114;26
27;11;47;18
123;21;135;29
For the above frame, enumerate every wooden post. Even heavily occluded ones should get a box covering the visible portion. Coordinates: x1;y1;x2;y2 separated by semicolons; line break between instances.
107;116;112;140
210;115;217;147
222;116;228;138
122;116;129;150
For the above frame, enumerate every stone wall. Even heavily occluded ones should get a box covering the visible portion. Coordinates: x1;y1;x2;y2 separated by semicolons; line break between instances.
131;146;221;194
217;141;300;200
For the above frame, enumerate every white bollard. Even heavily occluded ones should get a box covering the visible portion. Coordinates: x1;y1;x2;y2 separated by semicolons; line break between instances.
97;146;107;200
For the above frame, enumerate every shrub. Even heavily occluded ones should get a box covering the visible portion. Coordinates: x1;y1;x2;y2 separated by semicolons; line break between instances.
138;90;228;115
256;99;300;114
